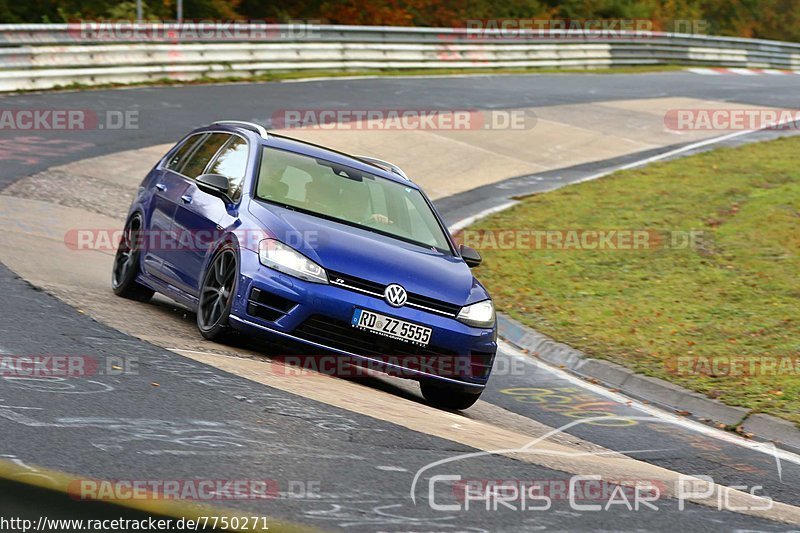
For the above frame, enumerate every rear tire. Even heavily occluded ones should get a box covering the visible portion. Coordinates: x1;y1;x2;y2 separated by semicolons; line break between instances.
420;381;482;411
112;214;154;302
197;244;238;341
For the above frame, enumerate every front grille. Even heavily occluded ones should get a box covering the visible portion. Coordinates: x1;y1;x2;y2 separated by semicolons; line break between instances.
293;315;492;381
328;271;384;295
294;315;455;357
327;270;462;317
406;293;461;316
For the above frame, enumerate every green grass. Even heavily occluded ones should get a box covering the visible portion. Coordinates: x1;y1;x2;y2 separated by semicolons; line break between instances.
470;136;800;426
30;64;685;94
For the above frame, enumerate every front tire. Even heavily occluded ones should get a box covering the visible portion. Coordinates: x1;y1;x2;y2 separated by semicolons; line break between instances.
197;244;238;341
420;381;482;411
112;214;154;302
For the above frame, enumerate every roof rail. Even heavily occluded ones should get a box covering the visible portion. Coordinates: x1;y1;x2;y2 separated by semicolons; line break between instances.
211;120;269;139
356;156;411;181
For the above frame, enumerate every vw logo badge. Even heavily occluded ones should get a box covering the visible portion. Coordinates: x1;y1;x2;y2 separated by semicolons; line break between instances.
384;284;408;307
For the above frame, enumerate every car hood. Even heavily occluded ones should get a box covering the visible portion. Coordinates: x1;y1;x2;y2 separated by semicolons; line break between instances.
248;200;486;305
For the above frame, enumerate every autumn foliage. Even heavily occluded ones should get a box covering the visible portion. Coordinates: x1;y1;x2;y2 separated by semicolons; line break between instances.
1;0;798;42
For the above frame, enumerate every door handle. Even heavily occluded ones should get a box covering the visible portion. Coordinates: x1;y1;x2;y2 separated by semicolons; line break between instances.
180;195;193;204
155;183;166;191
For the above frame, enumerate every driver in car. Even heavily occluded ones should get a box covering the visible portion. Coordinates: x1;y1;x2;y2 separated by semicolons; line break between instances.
337;179;393;226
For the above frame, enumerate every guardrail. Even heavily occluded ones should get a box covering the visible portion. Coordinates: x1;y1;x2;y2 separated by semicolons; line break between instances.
0;23;799;91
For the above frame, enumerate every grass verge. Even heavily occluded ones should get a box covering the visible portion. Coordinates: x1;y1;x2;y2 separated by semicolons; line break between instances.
468;136;800;427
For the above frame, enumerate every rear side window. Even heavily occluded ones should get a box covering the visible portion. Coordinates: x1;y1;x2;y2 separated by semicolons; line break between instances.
180;133;231;179
208;137;249;201
165;134;205;172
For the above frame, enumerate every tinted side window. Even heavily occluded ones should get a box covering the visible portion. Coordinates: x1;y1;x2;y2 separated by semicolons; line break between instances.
207;137;248;201
181;133;230;179
165;134;205;172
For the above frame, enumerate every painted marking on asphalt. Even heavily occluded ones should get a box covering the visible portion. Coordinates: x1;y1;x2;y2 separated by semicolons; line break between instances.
687;67;800;76
498;386;640;427
375;465;408;472
168;348;800;523
166;340;800;473
449;114;800;231
280;73;522;84
0;455;39;472
165;348;261;358
448;121;800;467
687;68;723;75
281;75;383;84
448;200;518;232
729;68;760;76
499;340;800;472
572;122;800;184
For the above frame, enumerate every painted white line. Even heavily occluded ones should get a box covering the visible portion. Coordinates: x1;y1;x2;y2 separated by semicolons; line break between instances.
499;340;800;470
281;75;383;83
168;347;255;358
375;465;408;472
572;128;775;183
281;73;513;84
449;201;518;232
687;68;721;75
449;115;800;230
0;455;39;472
168;340;800;471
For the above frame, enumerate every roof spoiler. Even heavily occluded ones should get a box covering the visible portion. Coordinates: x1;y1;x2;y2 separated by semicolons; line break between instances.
356;156;411;181
211;120;269;139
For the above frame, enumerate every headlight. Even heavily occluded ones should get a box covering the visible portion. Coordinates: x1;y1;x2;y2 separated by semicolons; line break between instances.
258;239;328;284
457;299;495;328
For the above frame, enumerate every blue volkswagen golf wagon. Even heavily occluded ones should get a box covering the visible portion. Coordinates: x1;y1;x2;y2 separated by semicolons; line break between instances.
112;121;496;409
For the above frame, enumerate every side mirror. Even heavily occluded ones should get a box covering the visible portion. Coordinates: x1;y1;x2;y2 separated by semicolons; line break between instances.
196;173;231;200
460;244;482;268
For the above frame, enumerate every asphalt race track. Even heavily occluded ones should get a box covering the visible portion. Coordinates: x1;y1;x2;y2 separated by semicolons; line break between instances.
1;71;799;531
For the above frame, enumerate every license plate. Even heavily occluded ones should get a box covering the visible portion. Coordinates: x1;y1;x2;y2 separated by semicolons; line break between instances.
351;309;431;346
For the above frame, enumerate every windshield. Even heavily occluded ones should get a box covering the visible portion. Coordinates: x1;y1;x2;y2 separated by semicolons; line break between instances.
255;146;452;253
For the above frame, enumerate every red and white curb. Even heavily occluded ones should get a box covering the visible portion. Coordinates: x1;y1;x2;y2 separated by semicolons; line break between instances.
688;67;800;75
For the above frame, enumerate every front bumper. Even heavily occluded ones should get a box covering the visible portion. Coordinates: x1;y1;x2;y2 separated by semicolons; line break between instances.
229;250;497;389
